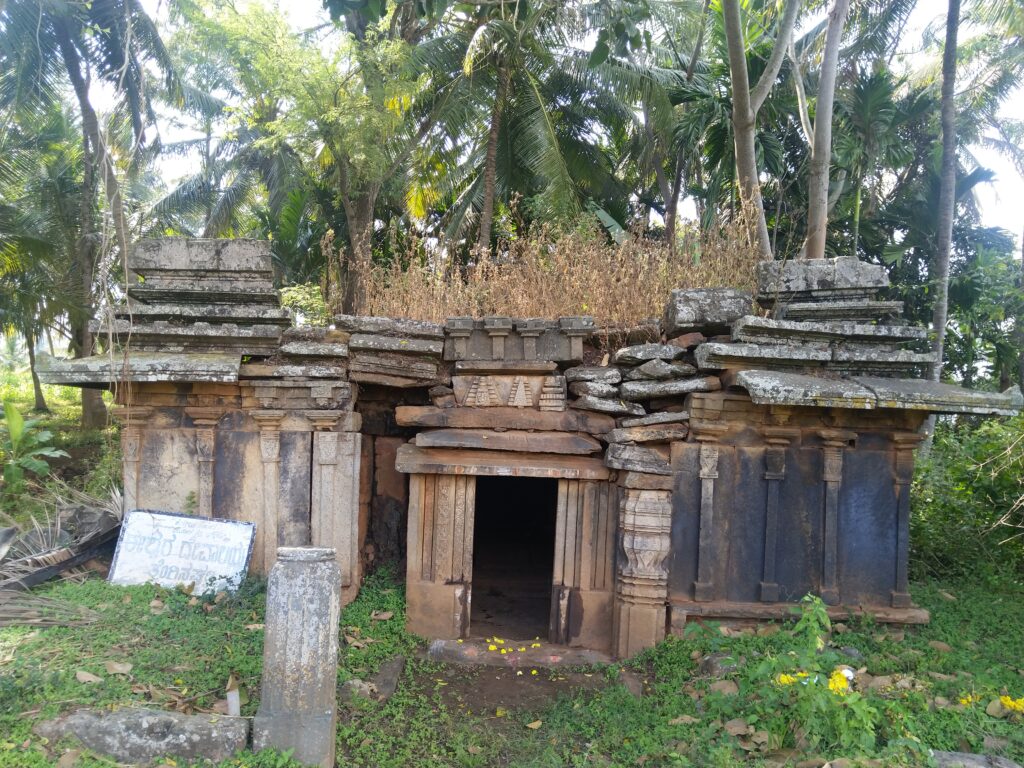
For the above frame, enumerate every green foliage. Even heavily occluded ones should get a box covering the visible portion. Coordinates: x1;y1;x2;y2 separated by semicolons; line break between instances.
278;284;330;327
912;415;1024;579
0;401;68;493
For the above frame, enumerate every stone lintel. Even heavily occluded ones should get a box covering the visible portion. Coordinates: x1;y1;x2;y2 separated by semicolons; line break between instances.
395;444;610;480
35;352;241;387
854;377;1023;416
732;315;927;344
734;370;877;410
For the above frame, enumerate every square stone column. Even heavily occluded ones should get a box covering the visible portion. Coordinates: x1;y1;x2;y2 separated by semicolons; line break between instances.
251;410;285;573
109;406;153;513
306;411;362;602
185;407;224;518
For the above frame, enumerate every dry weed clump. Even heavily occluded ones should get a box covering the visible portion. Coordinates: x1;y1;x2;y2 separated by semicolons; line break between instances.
361;222;759;327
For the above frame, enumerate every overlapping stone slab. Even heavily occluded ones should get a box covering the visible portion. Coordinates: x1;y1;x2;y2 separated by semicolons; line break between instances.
853;377;1024;416
779;299;904;322
735;370;877;409
36;351;241;386
695;341;932;375
731;316;926;345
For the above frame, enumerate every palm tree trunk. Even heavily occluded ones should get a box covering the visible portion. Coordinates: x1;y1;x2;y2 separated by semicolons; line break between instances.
665;158;684;255
1016;229;1024;388
25;330;48;413
802;0;851;260
930;0;961;382
341;195;376;314
57;24;107;428
478;66;510;254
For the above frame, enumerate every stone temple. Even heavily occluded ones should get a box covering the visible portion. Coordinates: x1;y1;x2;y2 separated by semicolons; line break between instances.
40;239;1022;657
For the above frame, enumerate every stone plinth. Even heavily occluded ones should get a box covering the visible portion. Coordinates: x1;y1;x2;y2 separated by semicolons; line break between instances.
253;547;341;768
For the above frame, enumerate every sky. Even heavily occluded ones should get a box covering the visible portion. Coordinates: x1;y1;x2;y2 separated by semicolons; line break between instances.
141;0;1024;247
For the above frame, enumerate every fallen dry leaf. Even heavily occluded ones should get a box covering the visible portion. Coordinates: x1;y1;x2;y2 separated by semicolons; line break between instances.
104;661;133;676
467;745;482;755
244;623;265;631
525;720;543;729
149;599;165;615
75;670;102;684
214;591;227;604
345;635;367;649
669;715;699;725
928;640;952;653
939;590;957;601
725;718;750;736
55;750;81;768
371;610;394;621
709;680;739;696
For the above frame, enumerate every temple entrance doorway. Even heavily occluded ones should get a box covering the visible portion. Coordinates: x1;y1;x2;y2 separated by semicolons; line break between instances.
471;476;558;641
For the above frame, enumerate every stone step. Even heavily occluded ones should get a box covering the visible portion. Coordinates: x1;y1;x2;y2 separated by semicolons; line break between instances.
731;316;926;345
779;299;904;322
695;341;933;375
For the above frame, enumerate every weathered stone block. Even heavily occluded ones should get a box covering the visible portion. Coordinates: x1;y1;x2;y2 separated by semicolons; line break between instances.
571;394;645;416
253;547;342;768
613;344;687;366
662;288;753;337
333;314;444;339
619;376;721;401
620;411;689;428
34;708;248;765
623;359;697;381
132;238;272;273
569;381;619;398
756;256;889;307
564;366;622;384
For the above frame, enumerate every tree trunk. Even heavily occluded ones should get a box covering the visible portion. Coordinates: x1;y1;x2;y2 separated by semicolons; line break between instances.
477;66;510;254
930;0;961;382
1016;229;1024;388
56;23;107;428
802;0;851;260
25;331;49;413
341;195;376;314
722;0;799;261
665;158;684;255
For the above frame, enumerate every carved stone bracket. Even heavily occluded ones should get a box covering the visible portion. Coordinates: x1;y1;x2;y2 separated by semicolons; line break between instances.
185;407;224;518
891;432;924;608
760;427;800;602
614;487;672;657
690;421;730;602
109;406;153;512
251;410;285;573
817;428;856;605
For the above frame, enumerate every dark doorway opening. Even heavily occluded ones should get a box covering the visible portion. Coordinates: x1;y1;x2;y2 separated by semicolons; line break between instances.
471;476;558;640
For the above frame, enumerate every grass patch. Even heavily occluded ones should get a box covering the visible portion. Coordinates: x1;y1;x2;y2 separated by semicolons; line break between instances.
2;571;1023;766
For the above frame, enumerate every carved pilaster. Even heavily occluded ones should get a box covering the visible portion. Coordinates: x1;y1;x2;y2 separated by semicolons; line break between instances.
252;410;285;573
818;429;855;605
614;488;672;657
483;317;512;359
691;422;730;602
760;427;799;602
110;406;152;513
519;320;544;360
891;432;924;608
186;407;223;518
306;411;362;594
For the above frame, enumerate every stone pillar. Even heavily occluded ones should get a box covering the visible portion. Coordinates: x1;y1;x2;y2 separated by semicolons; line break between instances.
760;427;799;602
518;320;544;360
307;411;362;597
691;422;729;602
483;317;512;358
110;406;152;512
186;407;223;518
253;547;341;768
252;411;285;573
818;429;855;605
891;432;923;608
613;488;672;658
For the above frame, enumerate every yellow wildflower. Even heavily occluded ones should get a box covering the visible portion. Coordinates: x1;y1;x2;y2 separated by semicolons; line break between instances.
488;644;497;651
518;647;527;652
828;670;850;695
494;637;505;645
959;693;981;706
531;669;538;676
500;648;507;655
777;674;799;686
1000;695;1024;713
531;643;541;648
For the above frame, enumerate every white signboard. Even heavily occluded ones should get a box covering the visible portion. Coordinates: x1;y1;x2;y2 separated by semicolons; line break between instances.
109;509;256;594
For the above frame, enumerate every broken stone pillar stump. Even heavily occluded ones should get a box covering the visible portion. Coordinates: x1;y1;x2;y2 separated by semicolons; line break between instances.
253;547;341;768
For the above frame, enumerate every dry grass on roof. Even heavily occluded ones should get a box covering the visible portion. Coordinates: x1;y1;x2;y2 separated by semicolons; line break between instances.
359;220;759;327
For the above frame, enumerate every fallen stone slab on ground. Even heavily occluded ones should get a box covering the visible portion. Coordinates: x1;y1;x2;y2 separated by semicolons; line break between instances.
931;751;1022;768
34;708;249;765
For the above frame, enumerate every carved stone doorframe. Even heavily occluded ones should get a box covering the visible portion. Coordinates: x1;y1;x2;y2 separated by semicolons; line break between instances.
398;448;615;650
